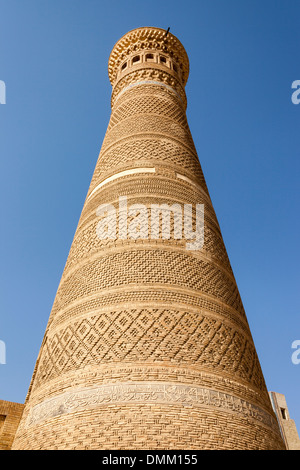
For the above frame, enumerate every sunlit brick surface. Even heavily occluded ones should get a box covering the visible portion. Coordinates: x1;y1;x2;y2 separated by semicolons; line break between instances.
12;27;285;450
0;401;24;450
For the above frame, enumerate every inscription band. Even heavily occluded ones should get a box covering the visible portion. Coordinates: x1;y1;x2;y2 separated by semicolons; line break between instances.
26;381;278;431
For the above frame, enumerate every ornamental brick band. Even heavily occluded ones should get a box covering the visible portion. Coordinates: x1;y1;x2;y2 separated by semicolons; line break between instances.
26;382;278;431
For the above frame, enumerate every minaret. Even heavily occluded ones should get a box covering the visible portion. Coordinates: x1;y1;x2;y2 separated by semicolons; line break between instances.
12;27;285;450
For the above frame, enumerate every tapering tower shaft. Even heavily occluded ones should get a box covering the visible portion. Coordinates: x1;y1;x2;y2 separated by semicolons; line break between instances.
12;27;285;450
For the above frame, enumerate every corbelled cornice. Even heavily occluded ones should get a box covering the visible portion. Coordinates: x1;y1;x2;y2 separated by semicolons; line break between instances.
108;27;190;86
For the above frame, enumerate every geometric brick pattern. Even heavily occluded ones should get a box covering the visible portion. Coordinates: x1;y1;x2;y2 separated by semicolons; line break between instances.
12;27;285;449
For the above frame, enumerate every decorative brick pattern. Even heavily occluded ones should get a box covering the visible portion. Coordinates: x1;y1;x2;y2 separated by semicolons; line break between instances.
12;27;285;450
30;307;264;391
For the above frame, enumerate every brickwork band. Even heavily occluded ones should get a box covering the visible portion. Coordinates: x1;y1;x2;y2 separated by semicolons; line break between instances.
12;27;285;450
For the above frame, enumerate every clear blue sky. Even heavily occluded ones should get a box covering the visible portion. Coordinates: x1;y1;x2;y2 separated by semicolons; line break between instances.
0;0;299;432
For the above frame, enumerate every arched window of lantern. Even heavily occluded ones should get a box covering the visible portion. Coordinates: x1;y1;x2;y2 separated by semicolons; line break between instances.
132;55;141;64
145;53;155;62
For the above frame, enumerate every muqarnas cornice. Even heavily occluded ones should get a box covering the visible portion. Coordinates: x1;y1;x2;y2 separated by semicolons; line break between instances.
108;27;189;108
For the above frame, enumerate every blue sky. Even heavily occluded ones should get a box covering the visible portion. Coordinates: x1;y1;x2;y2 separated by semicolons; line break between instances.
0;0;299;432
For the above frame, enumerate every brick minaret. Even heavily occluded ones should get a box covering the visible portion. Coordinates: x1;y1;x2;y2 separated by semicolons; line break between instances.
12;27;285;450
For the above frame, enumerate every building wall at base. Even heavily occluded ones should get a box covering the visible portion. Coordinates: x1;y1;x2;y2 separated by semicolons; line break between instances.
0;400;24;450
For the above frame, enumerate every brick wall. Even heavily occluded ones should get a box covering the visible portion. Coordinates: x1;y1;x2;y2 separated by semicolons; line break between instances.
0;400;24;450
